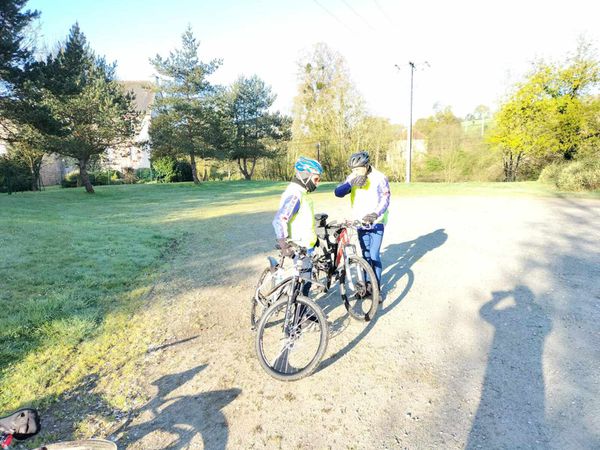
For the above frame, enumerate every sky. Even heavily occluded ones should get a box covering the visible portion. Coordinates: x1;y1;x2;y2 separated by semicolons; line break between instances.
27;0;600;126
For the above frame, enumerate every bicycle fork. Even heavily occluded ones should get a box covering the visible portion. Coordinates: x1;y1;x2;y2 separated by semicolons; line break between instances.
342;244;365;291
282;278;300;338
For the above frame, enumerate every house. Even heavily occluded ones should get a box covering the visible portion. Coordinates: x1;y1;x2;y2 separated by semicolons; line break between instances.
386;130;427;166
104;81;155;171
1;81;156;187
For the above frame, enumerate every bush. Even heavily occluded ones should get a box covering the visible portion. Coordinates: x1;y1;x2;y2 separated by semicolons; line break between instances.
556;158;600;191
61;169;123;187
135;168;153;182
151;157;176;183
0;156;31;193
61;170;80;188
174;160;193;182
121;167;138;184
538;163;565;186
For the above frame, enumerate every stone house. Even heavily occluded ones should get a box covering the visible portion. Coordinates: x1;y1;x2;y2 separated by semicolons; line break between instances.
0;81;156;186
104;81;155;171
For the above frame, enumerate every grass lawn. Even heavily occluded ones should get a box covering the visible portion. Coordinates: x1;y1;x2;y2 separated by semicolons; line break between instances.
0;180;597;416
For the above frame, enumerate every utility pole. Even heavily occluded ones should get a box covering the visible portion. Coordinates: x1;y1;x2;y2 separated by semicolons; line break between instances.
395;61;428;184
316;142;321;161
406;61;415;184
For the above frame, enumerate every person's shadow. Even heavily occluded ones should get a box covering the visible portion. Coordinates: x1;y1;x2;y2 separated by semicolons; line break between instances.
317;228;448;371
467;286;552;449
379;228;448;311
113;364;240;449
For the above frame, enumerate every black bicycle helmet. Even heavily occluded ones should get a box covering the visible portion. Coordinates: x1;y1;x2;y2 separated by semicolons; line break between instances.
348;151;370;168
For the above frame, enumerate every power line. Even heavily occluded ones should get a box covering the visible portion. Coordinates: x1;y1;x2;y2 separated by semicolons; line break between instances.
371;0;395;28
311;0;355;33
340;0;376;31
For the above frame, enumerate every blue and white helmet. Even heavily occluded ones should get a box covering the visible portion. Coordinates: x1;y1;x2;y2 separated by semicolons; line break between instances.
294;157;323;176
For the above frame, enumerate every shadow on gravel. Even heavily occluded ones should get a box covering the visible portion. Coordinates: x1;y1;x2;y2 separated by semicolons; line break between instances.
114;364;240;450
146;336;201;354
380;228;448;308
467;286;552;449
316;228;448;373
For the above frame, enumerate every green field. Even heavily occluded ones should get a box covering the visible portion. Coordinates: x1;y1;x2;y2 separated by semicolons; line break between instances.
0;180;598;416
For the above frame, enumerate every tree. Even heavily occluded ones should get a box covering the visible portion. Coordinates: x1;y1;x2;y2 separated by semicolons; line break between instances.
149;26;222;183
0;0;39;98
34;24;139;193
8;124;45;190
489;40;600;181
354;116;400;168
227;75;290;180
291;43;365;180
415;107;465;182
0;0;40;144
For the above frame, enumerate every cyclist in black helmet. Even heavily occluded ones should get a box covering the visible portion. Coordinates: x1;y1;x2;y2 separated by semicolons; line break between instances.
334;150;391;297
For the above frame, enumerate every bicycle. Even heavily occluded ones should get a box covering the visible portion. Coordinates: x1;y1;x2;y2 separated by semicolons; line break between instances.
312;214;380;321
1;408;116;449
254;243;329;381
250;216;379;328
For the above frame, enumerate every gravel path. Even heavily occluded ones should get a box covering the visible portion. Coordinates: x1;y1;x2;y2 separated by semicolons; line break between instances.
113;195;600;449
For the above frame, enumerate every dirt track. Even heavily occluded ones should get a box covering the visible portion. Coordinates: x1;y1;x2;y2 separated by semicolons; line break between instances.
113;194;600;449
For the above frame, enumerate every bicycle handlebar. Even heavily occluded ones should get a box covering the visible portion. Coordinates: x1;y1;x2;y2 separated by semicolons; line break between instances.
326;219;373;230
274;240;308;257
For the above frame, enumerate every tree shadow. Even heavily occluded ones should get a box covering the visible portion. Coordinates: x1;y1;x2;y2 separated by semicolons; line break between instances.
113;364;240;450
467;286;552;449
316;229;448;372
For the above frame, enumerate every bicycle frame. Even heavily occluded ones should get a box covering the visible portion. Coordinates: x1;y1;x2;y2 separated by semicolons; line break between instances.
257;250;310;335
314;221;365;290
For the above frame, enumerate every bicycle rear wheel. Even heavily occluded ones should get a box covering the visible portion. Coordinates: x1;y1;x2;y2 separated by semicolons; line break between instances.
255;296;328;381
340;256;380;322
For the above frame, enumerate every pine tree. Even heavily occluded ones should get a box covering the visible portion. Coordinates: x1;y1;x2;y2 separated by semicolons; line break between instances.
37;24;139;193
228;75;290;180
149;26;222;183
0;0;39;98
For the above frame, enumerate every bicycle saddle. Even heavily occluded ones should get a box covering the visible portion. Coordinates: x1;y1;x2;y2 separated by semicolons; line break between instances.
314;213;328;227
0;408;40;440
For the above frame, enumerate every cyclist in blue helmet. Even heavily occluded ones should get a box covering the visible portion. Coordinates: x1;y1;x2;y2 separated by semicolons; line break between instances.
272;156;323;296
334;150;390;298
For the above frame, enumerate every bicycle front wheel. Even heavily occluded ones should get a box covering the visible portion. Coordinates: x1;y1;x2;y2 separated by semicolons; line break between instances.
37;440;117;449
255;296;329;381
250;267;272;330
340;256;380;322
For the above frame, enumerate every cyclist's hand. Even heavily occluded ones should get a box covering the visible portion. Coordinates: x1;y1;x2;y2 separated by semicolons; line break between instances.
277;238;295;257
349;174;367;186
362;213;378;224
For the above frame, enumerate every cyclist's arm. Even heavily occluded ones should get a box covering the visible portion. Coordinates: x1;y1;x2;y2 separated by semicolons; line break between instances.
373;177;391;218
334;176;353;198
272;193;301;239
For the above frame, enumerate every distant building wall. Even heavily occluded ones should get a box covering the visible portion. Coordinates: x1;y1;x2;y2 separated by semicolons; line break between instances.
40;154;65;186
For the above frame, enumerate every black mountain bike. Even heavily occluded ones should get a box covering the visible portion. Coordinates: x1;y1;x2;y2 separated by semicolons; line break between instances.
254;244;329;381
